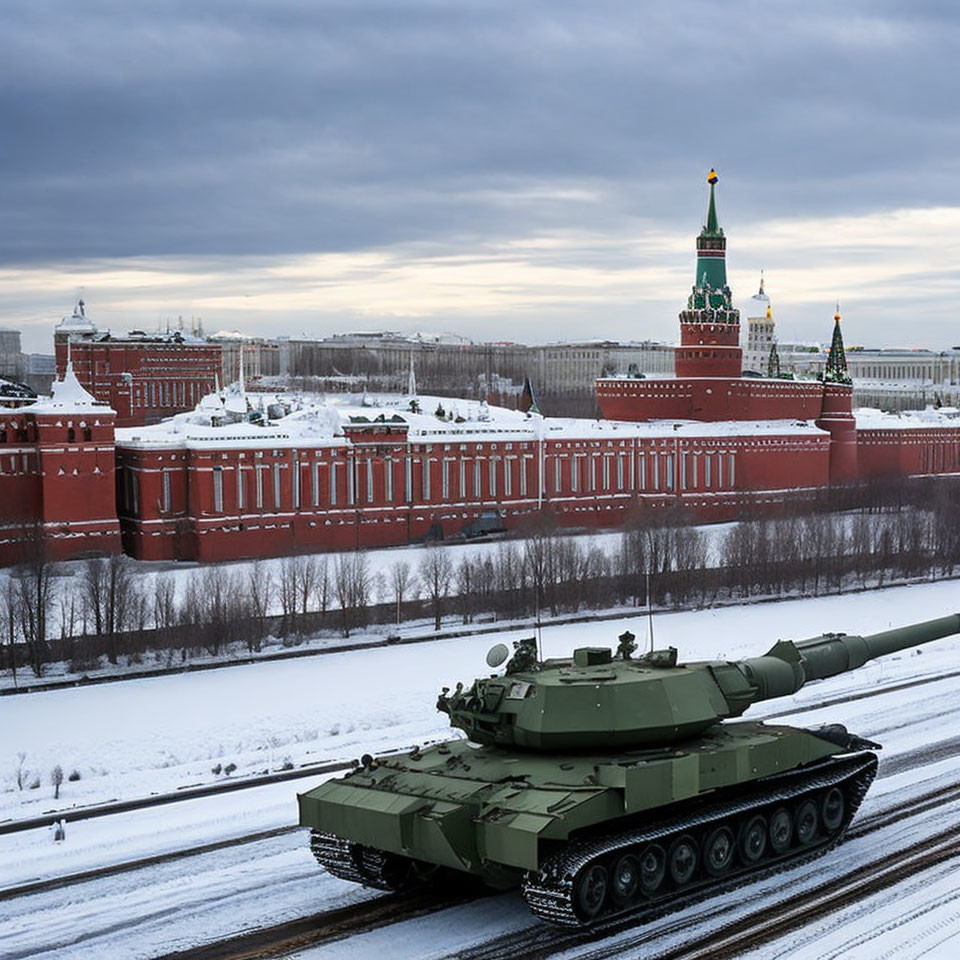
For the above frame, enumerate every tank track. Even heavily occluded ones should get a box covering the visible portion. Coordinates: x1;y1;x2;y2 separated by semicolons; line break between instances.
310;829;408;891
522;751;878;927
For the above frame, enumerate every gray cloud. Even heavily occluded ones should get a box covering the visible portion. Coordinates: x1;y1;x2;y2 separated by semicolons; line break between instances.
1;1;959;350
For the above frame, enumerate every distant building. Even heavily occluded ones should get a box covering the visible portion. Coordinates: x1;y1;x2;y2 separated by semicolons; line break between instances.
54;301;223;428
741;277;774;375
0;329;23;381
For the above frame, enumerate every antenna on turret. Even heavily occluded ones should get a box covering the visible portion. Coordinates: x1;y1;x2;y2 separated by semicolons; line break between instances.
646;571;655;654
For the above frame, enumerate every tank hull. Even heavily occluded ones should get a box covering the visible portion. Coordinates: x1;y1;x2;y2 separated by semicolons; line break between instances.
298;720;870;905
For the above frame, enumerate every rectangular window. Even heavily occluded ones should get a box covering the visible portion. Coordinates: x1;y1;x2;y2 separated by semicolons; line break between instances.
652;453;659;490
273;463;281;509
602;457;610;490
131;471;139;513
554;457;562;493
692;455;698;489
459;458;467;499
570;457;578;492
330;462;338;506
442;459;450;499
366;458;374;502
680;454;687;491
162;470;171;512
312;462;320;506
385;458;394;502
666;455;674;492
705;454;712;488
213;467;224;512
256;466;264;509
504;459;512;497
617;456;624;490
405;456;413;502
728;453;735;487
717;454;723;488
474;459;482;498
489;458;497;497
293;460;301;508
237;467;246;510
520;457;528;497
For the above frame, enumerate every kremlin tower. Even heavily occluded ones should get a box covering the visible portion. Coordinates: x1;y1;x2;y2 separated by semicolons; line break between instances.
597;170;857;471
674;170;742;378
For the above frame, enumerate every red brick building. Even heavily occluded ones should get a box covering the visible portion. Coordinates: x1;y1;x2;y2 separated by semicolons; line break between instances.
54;302;222;428
0;363;120;565
4;173;960;567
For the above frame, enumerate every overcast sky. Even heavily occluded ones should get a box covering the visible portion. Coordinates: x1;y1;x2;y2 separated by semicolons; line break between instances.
2;0;958;354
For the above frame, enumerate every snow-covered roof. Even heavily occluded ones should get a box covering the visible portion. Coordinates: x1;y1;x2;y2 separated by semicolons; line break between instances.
855;406;960;430
116;386;830;452
56;302;97;334
26;362;114;414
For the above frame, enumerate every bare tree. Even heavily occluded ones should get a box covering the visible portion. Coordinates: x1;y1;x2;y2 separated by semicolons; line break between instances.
1;577;18;686
153;574;177;648
14;538;56;678
51;764;63;800
454;557;475;624
419;545;453;631
334;551;371;637
389;560;414;626
197;566;243;656
82;555;136;665
310;555;330;622
247;562;273;652
278;555;299;636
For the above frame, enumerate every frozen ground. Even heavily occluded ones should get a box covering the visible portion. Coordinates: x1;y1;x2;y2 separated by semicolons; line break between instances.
4;579;960;823
2;579;960;958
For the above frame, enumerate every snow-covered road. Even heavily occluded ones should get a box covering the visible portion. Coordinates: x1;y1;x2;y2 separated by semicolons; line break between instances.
3;580;960;958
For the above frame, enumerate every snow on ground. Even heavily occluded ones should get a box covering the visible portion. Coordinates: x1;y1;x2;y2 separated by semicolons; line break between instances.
3;580;960;958
3;579;960;824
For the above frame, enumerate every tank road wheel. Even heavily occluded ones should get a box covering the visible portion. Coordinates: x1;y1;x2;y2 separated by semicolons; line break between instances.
610;854;641;906
574;862;609;920
703;825;735;877
795;799;819;845
638;843;667;896
667;834;699;887
821;787;845;834
738;814;768;865
769;806;793;854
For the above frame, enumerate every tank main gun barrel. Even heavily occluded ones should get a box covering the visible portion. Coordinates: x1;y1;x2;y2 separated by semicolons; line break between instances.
731;613;960;709
794;613;960;682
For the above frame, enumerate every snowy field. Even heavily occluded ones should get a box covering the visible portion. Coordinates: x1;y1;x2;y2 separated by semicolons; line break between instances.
2;579;960;958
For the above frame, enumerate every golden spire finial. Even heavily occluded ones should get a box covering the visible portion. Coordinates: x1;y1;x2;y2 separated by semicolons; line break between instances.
766;304;772;320
707;168;719;185
834;301;842;322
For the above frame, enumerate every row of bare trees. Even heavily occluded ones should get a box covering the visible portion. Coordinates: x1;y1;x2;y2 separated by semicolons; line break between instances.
3;477;960;680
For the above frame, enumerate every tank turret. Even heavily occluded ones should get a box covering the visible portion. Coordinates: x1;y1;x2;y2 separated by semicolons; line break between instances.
437;614;960;751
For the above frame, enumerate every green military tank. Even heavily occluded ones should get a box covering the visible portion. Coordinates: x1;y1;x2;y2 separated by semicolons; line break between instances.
298;613;960;926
